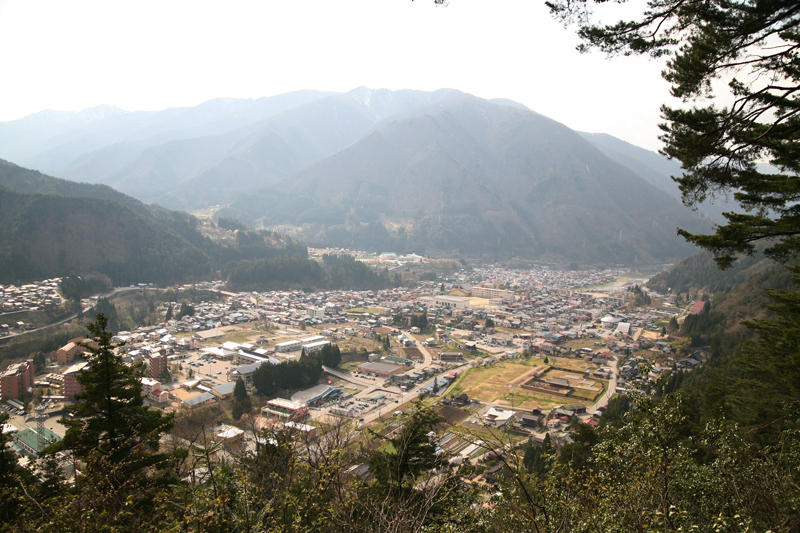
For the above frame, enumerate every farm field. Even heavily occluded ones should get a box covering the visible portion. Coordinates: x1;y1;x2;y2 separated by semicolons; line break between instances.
446;360;560;409
446;357;608;409
548;355;596;372
563;338;600;351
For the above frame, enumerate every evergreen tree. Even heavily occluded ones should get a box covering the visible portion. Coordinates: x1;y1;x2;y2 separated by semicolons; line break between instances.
32;351;46;372
369;404;443;492
320;343;342;368
410;313;428;331
90;297;120;331
232;377;251;420
547;0;800;268
668;316;679;334
0;412;23;523
49;314;177;518
523;434;553;476
177;302;195;319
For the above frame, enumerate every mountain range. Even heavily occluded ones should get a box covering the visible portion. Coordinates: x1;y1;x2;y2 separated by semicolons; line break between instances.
0;88;716;264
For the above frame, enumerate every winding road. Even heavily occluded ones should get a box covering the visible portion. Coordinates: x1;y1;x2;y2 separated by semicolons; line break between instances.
0;286;157;346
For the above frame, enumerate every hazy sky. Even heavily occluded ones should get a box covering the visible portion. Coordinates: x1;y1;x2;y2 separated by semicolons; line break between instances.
0;0;673;150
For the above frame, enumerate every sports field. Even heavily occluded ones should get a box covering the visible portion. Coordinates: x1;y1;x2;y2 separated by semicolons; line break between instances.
446;358;606;409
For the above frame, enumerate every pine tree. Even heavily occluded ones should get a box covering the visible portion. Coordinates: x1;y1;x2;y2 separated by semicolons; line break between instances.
232;376;251;420
91;297;120;331
369;403;443;492
177;302;195;319
668;316;679;334
547;0;800;268
49;314;177;516
0;412;23;523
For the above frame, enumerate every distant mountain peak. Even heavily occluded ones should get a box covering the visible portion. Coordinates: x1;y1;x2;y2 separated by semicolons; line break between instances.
1;88;713;264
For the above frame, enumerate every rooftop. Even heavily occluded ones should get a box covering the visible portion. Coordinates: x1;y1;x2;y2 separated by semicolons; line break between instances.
265;397;305;411
359;361;403;374
13;426;61;454
291;384;342;404
63;361;90;375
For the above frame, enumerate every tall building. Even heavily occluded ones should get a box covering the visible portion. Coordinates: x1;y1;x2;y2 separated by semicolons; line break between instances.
53;337;98;365
149;353;168;379
62;361;89;399
0;359;34;401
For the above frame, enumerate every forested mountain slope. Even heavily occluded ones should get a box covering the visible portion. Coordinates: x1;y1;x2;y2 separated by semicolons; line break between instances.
0;160;305;284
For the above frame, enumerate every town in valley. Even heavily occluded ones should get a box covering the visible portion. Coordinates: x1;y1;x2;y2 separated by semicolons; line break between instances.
1;255;706;476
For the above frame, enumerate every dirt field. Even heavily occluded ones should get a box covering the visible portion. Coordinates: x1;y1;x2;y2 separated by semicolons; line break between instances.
563;338;599;350
539;368;603;399
446;357;607;409
544;368;590;381
446;361;567;409
548;356;595;372
337;336;383;354
437;405;470;425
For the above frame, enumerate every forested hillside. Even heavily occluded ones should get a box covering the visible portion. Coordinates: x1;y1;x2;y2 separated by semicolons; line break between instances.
0;160;308;285
647;251;798;437
647;250;788;295
227;253;398;291
0;186;213;283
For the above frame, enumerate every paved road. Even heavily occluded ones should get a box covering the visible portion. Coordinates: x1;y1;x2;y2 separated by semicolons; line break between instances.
321;365;374;387
359;362;471;424
320;329;620;429
410;334;434;367
587;356;619;414
317;332;471;425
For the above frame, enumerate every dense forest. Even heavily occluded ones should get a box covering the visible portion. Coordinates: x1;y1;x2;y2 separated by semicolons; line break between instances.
251;344;342;397
58;274;113;301
648;251;795;358
227;253;399;291
0;160;308;285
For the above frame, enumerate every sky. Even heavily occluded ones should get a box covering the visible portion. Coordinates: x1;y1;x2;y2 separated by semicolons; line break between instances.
0;0;673;150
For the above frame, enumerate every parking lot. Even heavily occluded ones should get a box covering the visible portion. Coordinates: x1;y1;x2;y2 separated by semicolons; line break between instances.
1;402;25;417
176;352;233;384
312;387;403;423
4;407;67;439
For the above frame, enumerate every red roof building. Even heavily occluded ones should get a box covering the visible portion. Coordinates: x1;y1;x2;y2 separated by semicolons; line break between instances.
0;359;34;401
689;300;707;315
